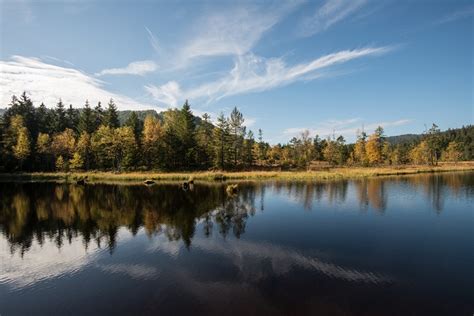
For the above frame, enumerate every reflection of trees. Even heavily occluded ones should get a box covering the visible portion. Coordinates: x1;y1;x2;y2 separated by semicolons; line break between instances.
354;179;388;213
0;182;258;255
283;181;348;210
0;173;470;255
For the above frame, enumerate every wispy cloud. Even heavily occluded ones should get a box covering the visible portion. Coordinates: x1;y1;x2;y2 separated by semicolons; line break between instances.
298;0;368;37
146;46;393;106
0;56;158;110
284;118;413;139
145;81;181;107
145;26;160;54
149;1;302;71
95;60;158;76
436;5;474;24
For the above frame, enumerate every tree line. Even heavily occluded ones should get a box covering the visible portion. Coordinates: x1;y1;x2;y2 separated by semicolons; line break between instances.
0;92;472;172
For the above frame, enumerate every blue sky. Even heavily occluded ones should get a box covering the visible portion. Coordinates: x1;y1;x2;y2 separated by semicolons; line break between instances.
0;0;472;143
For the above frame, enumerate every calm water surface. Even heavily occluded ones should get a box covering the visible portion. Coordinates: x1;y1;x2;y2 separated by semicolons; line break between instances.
0;172;473;315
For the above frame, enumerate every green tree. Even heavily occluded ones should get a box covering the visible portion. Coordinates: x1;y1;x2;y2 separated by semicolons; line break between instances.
104;99;120;128
93;101;104;130
36;133;53;170
196;113;214;169
425;123;442;165
229;107;245;167
243;130;255;168
124;111;143;143
53;99;67;133
66;104;80;133
179;100;197;169
213;113;230;170
79;100;95;134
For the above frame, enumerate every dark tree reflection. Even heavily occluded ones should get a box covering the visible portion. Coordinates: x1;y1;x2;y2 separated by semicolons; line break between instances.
0;182;263;255
0;173;470;255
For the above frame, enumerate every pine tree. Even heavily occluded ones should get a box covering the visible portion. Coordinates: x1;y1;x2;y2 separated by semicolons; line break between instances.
36;103;49;134
229;107;245;167
243;130;255;167
179;100;197;169
104;99;120;128
79;100;95;134
425;123;442;165
213;113;230;170
124;111;142;143
93;101;104;130
54;99;67;133
196;113;214;169
66;104;80;133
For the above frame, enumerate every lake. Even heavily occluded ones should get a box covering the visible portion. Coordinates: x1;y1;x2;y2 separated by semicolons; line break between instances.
0;172;473;315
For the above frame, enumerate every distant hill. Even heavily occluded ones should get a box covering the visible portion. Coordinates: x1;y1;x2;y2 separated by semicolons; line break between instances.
118;110;161;125
386;134;422;145
0;108;5;117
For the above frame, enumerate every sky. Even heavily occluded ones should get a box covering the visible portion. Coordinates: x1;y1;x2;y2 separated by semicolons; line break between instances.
0;0;472;143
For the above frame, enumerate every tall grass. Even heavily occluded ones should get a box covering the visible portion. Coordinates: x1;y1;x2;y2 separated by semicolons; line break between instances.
1;162;472;183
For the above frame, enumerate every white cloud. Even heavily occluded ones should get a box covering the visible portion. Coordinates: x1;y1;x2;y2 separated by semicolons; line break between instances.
96;60;158;76
299;0;368;37
0;234;102;289
150;1;302;70
145;80;182;107
0;55;160;110
146;46;393;106
283;118;413;139
182;6;283;59
145;26;160;54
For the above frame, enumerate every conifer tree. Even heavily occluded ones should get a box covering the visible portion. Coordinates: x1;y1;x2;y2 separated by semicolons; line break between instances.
229;107;245;167
54;99;67;133
79;100;95;134
93;101;104;130
66;104;80;133
213;113;230;170
104;99;120;128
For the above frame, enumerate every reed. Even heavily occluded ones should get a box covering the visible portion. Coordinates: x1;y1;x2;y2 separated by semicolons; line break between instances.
1;162;472;183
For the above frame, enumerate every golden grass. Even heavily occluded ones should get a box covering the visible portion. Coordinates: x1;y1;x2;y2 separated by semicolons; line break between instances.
1;162;473;183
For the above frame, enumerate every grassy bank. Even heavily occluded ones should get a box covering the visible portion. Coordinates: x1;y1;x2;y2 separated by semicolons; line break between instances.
1;162;473;183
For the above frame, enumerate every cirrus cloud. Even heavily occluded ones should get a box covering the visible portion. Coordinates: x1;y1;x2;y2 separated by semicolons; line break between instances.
95;60;158;76
0;55;160;110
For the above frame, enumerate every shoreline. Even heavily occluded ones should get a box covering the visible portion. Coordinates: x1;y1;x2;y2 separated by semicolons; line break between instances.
1;163;473;183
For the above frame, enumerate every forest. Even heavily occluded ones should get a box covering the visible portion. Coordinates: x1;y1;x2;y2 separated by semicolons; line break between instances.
0;92;473;172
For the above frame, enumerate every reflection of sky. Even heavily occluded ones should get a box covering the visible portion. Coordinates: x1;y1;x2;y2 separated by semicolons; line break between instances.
0;227;132;289
147;233;391;285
